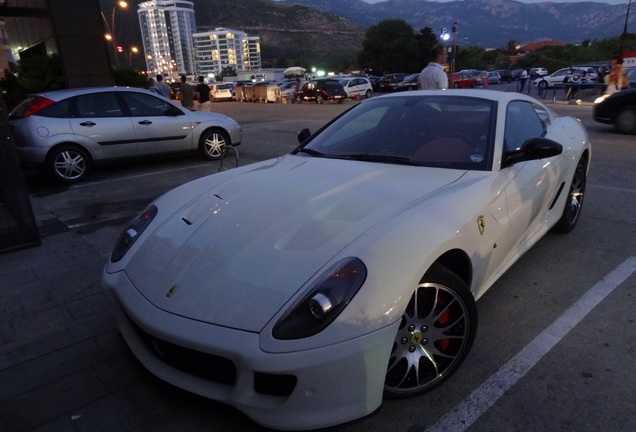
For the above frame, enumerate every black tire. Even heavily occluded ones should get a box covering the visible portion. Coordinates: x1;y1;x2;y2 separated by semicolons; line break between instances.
46;145;91;183
538;80;548;89
454;82;460;88
316;95;324;104
552;154;587;233
365;89;372;98
199;128;230;160
615;108;636;134
384;263;477;398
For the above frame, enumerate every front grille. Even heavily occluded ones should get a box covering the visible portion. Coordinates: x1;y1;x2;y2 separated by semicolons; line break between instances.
129;318;237;385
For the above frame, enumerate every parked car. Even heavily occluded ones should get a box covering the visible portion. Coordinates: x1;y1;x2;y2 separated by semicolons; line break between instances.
338;77;373;98
209;82;234;101
296;79;347;103
367;75;381;91
104;90;590;431
488;71;502;84
460;69;483;85
378;73;406;91
451;71;476;88
495;69;514;83
625;67;636;88
529;67;549;78
169;82;181;100
533;67;594;89
511;68;524;80
8;87;242;183
593;88;636;134
394;73;419;91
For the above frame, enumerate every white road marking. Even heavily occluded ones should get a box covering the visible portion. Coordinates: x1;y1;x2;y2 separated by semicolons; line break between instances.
426;256;636;432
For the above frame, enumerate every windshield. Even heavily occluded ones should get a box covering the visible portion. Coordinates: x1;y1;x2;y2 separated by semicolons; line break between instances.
298;95;495;170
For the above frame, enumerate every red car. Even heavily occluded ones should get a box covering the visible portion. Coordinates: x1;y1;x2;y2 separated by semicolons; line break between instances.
451;72;477;88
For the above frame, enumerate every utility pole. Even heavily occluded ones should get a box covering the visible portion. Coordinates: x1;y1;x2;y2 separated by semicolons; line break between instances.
620;0;632;55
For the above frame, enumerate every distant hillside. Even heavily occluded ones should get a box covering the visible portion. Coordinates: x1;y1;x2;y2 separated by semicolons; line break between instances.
105;0;366;69
278;0;634;47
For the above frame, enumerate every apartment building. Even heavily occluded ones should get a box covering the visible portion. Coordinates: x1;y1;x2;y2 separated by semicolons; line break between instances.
193;28;261;79
138;0;196;79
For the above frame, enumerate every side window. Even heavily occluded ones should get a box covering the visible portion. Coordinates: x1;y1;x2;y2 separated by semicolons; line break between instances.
504;101;546;153
75;92;123;118
121;91;173;117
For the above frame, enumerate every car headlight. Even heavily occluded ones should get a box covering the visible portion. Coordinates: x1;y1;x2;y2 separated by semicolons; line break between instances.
110;205;158;263
594;94;610;104
272;257;367;340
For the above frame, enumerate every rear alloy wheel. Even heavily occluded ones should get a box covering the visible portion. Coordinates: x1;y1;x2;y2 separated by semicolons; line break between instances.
47;145;91;183
365;89;372;98
316;94;324;104
384;263;477;398
552;155;587;233
199;128;230;160
615;108;636;134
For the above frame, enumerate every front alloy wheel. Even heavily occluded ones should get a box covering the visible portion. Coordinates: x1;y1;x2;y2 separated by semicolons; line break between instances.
199;128;230;160
385;263;477;397
615;108;636;134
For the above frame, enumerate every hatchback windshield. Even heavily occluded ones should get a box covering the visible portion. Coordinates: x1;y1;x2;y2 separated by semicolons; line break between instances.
298;95;495;170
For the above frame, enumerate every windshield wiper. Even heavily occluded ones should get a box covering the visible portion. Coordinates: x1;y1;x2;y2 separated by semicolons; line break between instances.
349;153;416;165
297;147;325;156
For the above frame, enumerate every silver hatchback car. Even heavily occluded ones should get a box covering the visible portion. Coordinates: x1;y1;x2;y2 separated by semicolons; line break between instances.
9;86;242;182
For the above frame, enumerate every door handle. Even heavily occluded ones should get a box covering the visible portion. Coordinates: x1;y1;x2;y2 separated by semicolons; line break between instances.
138;120;152;125
79;121;96;127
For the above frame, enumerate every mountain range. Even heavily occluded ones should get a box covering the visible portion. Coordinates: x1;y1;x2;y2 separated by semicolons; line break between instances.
109;0;633;70
277;0;634;47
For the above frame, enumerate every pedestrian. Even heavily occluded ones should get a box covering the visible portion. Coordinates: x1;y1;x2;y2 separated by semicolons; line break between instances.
480;70;489;87
604;55;628;95
294;77;301;102
180;74;194;110
417;45;449;90
154;74;171;99
518;69;528;92
195;75;212;112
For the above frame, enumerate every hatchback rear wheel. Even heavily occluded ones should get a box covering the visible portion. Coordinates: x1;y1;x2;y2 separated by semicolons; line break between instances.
47;145;91;183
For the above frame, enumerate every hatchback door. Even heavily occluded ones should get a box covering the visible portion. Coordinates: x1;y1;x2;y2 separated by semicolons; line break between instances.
120;91;195;156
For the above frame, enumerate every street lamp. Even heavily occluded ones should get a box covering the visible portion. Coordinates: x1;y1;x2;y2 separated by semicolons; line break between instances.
129;46;139;66
100;1;128;66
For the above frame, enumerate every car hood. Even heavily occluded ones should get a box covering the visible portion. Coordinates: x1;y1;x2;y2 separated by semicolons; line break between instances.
124;155;466;332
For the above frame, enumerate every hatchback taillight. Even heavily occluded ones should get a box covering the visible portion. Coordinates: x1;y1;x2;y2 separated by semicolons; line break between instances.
22;96;54;118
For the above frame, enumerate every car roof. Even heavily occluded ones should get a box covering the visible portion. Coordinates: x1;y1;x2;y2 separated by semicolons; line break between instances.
31;86;158;101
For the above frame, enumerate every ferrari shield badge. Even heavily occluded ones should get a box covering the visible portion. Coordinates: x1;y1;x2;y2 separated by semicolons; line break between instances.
477;216;485;235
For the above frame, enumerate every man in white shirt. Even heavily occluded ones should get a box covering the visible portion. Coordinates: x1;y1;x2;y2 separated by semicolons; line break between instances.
519;69;529;92
418;45;449;90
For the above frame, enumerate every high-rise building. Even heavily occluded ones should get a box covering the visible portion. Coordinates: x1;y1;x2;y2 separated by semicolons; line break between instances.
138;0;196;80
193;28;261;79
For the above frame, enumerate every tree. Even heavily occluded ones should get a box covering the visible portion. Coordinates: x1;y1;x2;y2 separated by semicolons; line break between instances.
357;19;420;73
219;66;237;78
415;27;439;68
500;40;519;56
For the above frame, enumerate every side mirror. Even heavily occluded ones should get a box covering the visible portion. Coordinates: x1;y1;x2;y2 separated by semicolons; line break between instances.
503;137;562;168
297;128;311;144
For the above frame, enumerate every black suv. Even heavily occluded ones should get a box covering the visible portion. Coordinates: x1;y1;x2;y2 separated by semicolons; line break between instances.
296;79;347;103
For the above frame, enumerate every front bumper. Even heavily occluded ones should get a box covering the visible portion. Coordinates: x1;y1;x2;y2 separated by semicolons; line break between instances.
103;270;398;430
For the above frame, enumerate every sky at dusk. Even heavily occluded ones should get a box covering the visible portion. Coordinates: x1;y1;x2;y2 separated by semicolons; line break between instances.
361;0;630;4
